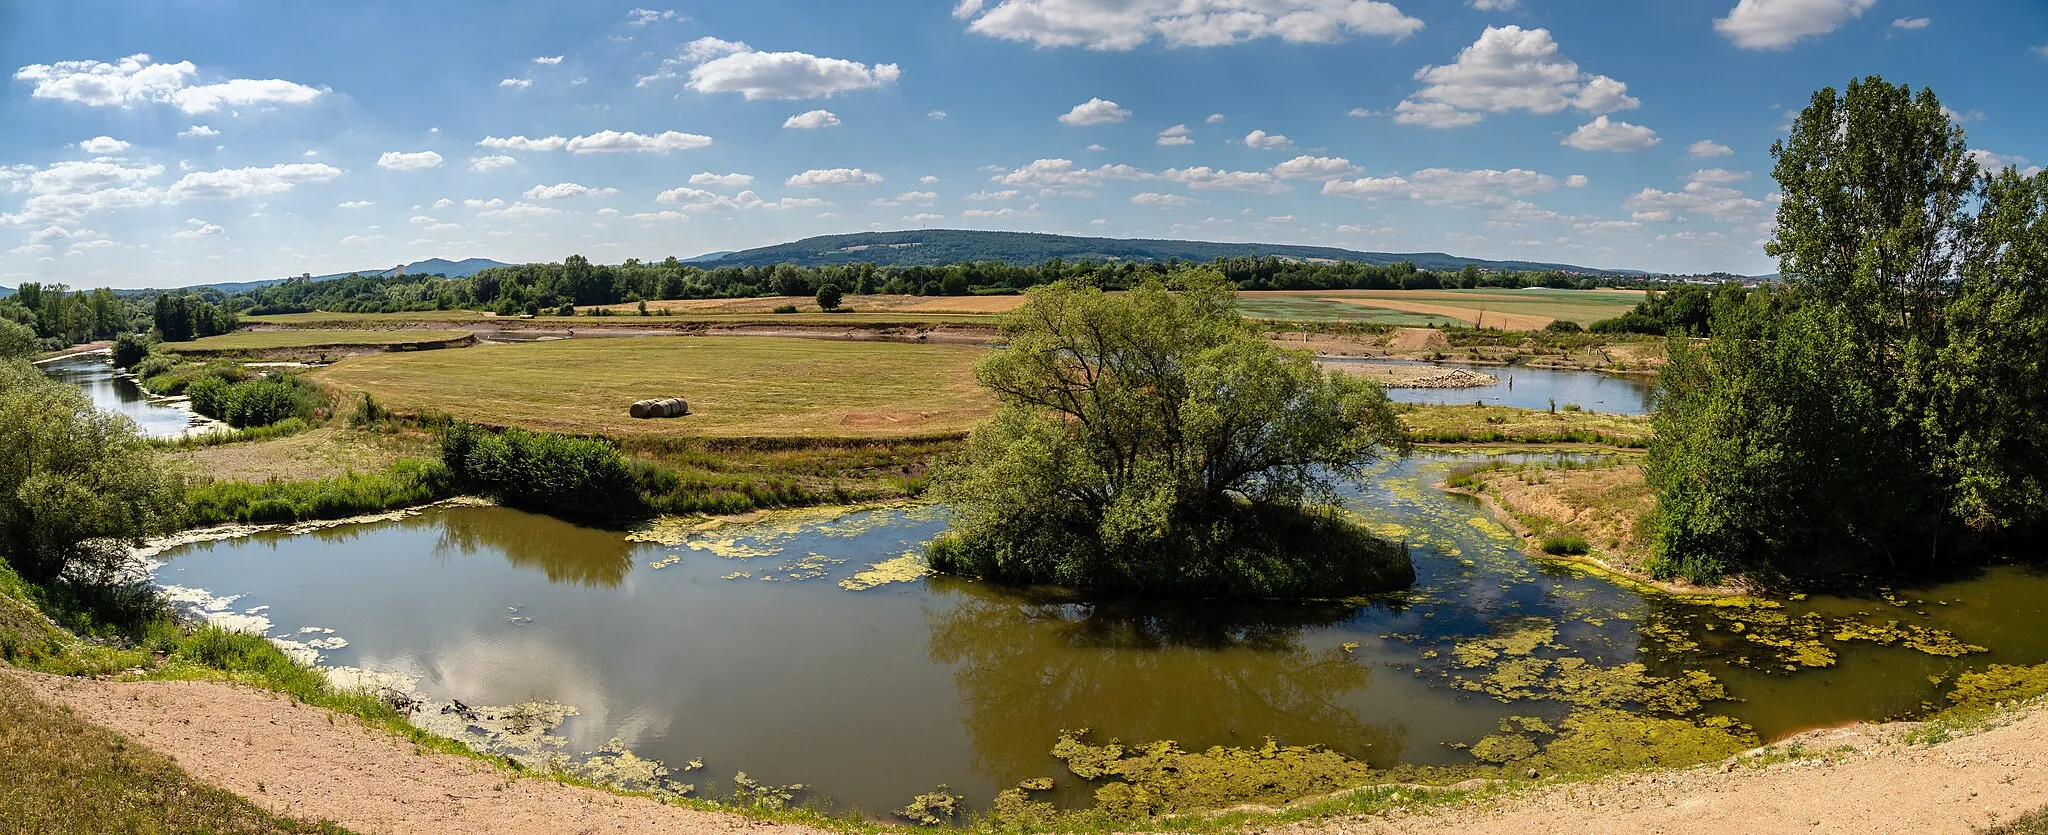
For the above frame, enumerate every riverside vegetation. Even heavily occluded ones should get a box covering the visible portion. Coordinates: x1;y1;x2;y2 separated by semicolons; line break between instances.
1644;77;2048;586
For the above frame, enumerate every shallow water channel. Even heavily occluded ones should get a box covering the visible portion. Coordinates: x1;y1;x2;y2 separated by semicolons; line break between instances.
152;454;2048;816
1335;359;1657;415
40;353;207;437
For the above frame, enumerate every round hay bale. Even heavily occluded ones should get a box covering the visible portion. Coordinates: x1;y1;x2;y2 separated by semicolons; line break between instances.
630;399;657;419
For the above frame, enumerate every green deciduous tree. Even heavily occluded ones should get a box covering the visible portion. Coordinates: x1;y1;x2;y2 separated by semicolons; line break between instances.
0;361;181;585
929;273;1412;597
815;282;844;312
1931;169;2048;534
0;319;36;361
1647;77;2048;583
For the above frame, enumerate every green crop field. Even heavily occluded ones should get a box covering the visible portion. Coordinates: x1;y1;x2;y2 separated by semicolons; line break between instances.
1235;296;1461;327
313;336;994;438
163;329;475;352
240;310;489;327
1321;288;1644;327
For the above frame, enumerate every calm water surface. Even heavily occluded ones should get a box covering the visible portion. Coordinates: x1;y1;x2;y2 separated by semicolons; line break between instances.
1333;359;1657;415
41;354;203;437
153;454;2048;814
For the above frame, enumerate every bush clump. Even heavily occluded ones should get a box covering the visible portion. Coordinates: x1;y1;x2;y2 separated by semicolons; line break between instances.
441;422;643;522
111;333;152;368
188;373;325;428
1540;533;1591;556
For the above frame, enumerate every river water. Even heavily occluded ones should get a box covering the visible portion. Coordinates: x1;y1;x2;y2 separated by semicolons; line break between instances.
39;353;208;438
1331;359;1657;415
148;453;2048;815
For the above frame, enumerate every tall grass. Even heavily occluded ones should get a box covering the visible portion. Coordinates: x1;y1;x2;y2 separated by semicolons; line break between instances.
183;459;455;526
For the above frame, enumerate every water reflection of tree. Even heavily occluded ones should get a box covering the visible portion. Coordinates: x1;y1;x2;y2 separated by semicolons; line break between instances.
923;578;1406;788
430;509;639;588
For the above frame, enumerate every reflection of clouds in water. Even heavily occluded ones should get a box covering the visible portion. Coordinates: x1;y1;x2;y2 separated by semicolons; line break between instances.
353;627;674;752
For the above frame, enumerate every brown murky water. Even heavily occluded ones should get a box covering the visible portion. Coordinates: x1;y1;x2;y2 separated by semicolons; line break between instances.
151;454;2048;816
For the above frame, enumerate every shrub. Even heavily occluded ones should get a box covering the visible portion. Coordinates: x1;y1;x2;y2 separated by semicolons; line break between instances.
1543;320;1586;334
189;374;324;428
111;333;152;368
1541;533;1591;555
441;422;643;522
773;304;800;314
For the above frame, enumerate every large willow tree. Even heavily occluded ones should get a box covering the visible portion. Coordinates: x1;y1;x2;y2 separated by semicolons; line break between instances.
1647;77;2048;584
929;273;1412;598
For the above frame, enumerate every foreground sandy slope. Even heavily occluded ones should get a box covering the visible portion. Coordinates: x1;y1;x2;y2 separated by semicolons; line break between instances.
13;668;2048;834
12;671;829;835
1286;708;2048;835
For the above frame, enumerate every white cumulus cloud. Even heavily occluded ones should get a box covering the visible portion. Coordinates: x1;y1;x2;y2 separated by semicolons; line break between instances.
1689;139;1735;158
13;54;326;114
1271;155;1360;180
648;38;902;100
171;218;223;239
953;0;1422;50
499;78;532;89
78;136;131;154
1394;26;1638;128
1131;192;1198;208
469;155;518;172
1560;116;1661;152
524;182;618;200
167;163;342;201
565;131;712;154
377;151;445;171
783;109;842;129
689;172;755;188
179;125;218;138
1059;98;1130;126
1715;0;1876;50
1156;124;1193;146
787;168;883;187
1243;129;1293;150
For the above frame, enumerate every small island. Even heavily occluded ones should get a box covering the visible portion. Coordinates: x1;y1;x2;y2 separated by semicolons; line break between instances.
927;273;1416;598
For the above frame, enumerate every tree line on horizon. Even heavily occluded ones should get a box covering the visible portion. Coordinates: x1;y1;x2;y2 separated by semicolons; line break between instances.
220;254;1671;318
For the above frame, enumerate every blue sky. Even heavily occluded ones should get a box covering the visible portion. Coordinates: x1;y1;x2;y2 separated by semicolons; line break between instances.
1;0;2043;288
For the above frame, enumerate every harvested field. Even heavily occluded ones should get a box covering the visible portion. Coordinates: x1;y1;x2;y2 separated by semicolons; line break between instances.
312;336;993;438
165;329;475;353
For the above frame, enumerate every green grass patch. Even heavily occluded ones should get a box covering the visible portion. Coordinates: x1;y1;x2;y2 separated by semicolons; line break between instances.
164;329;474;353
1400;404;1653;448
182;458;456;526
1541;533;1591;555
1982;806;2048;835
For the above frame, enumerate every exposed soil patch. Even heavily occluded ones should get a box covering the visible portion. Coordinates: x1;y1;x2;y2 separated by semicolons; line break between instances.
1284;704;2048;835
9;670;829;835
1389;327;1450;352
1322;362;1497;389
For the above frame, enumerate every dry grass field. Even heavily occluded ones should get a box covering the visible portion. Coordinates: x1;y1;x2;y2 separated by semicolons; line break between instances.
241;310;488;327
312;336;994;438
